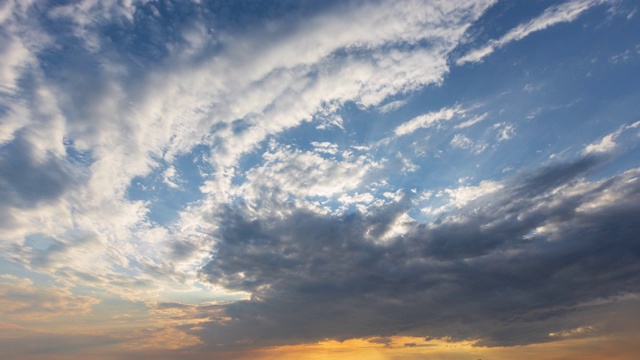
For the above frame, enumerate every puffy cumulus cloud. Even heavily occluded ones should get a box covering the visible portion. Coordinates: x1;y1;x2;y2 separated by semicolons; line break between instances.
235;142;381;212
457;0;607;65
583;132;618;155
192;153;640;349
443;179;503;208
0;275;100;320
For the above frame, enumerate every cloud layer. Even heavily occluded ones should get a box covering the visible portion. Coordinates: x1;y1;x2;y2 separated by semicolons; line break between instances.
195;152;640;348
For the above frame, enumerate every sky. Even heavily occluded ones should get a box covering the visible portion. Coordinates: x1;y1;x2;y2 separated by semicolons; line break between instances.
1;0;640;359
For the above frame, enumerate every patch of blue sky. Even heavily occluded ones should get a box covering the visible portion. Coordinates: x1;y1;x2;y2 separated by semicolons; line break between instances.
127;146;210;225
458;0;559;50
63;139;94;167
413;9;637;176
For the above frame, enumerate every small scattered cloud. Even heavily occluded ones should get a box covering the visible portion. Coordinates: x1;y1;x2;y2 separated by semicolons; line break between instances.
523;83;542;93
548;325;595;338
494;123;516;141
454;113;488;129
378;99;409;113
581;122;640;156
394;105;465;137
162;166;182;189
450;134;488;154
311;141;339;155
583;132;618;155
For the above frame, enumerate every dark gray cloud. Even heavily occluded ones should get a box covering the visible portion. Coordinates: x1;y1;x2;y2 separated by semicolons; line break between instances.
194;155;640;349
0;138;81;208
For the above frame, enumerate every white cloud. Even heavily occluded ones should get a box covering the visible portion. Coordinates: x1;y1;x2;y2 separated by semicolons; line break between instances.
580;122;640;156
238;144;378;206
548;325;595;338
583;132;618;155
163;166;181;189
493;122;516;141
455;112;488;129
311;141;340;155
457;0;606;65
0;35;33;94
445;180;504;208
451;134;473;149
378;99;409;113
450;133;488;154
338;192;376;206
394;105;465;137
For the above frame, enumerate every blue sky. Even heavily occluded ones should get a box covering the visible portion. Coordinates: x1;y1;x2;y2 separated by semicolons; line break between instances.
1;0;640;358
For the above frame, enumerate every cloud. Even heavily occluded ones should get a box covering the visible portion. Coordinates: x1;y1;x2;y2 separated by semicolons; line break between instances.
581;121;640;156
0;0;499;299
394;105;465;137
494;122;516;141
310;141;339;155
0;1;638;358
378;99;409;113
444;180;503;207
454;112;488;129
162;166;182;189
234;142;381;212
0;275;100;320
583;132;618;155
457;0;606;65
0;139;82;208
193;153;640;349
449;133;488;154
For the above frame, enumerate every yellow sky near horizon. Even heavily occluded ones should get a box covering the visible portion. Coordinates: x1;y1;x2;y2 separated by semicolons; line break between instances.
4;324;637;360
233;334;640;360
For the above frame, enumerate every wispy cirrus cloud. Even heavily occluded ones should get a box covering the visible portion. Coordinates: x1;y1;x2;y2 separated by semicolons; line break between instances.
394;105;465;137
457;0;607;65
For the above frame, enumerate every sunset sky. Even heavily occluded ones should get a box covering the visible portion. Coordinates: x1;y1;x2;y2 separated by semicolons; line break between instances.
1;0;640;359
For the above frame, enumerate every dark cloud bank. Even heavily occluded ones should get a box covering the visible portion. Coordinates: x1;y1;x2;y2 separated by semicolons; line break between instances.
191;154;640;350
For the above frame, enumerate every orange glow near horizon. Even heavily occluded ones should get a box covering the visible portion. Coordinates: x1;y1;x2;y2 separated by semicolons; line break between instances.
231;334;640;360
